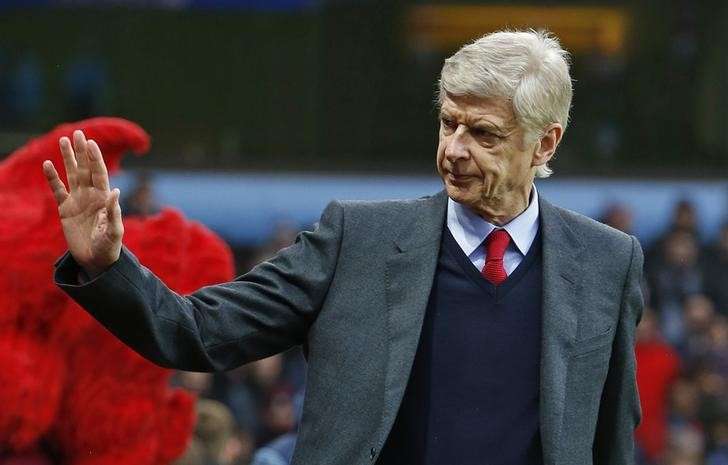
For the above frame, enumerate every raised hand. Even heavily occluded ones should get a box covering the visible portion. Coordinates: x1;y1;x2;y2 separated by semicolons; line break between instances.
43;130;123;277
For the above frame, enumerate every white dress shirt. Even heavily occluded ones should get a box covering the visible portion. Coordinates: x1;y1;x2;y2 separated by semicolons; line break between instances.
446;185;540;275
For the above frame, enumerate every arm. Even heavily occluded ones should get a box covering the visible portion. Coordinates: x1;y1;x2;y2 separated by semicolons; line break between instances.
592;235;645;464
55;200;344;372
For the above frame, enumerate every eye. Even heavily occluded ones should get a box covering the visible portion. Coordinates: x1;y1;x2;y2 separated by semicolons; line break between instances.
471;127;493;138
440;117;457;131
471;127;502;143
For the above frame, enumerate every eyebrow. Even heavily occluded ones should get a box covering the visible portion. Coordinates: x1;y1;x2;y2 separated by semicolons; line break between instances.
471;120;506;133
438;110;454;120
439;110;513;136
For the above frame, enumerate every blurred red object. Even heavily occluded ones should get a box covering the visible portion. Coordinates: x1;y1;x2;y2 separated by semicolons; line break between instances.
0;118;234;464
636;339;682;462
0;449;54;465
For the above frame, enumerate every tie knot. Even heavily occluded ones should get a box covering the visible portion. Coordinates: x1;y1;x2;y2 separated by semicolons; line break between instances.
485;229;511;261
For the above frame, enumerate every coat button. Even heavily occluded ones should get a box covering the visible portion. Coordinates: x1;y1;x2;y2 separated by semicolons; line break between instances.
370;447;377;460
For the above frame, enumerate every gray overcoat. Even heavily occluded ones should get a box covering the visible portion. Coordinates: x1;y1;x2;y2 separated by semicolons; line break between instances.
55;190;644;465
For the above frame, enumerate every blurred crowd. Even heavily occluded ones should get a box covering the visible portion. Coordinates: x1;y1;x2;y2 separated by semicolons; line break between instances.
154;184;728;465
170;350;305;465
602;201;728;465
169;220;305;465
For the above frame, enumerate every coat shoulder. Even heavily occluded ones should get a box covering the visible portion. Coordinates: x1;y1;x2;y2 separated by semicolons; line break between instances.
337;192;441;214
336;192;444;225
330;192;446;251
552;204;637;257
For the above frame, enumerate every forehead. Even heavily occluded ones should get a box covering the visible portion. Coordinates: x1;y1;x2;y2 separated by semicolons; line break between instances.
440;93;516;127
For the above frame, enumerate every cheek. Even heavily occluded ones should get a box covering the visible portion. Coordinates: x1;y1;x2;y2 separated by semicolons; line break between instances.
471;149;503;177
499;150;532;190
435;139;447;170
481;144;528;178
511;149;534;177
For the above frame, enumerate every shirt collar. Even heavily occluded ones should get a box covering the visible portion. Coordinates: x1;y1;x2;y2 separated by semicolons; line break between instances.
446;184;540;257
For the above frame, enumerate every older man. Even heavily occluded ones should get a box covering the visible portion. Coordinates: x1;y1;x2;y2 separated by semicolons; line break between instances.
45;30;643;465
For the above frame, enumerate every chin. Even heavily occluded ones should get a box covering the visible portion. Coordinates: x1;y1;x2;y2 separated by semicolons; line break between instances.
444;182;476;206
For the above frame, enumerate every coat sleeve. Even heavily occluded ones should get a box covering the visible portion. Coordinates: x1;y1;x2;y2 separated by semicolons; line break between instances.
54;200;345;372
592;235;645;464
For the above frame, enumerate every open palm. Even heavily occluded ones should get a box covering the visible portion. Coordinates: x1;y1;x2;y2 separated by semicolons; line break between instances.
43;130;123;277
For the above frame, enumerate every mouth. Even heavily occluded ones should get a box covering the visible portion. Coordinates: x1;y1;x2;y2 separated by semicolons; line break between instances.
446;172;474;184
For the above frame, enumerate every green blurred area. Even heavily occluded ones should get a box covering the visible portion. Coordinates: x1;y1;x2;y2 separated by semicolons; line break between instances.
2;1;728;176
1;8;322;169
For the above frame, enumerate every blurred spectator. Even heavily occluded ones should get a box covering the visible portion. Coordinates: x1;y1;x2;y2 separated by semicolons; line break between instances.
250;220;300;265
664;449;703;465
173;402;255;465
195;399;236;465
647;230;705;345
210;354;296;441
175;371;214;397
667;377;706;462
257;386;296;447
121;173;161;217
219;428;255;465
672;200;700;237
212;366;261;435
173;438;207;465
679;294;717;367
704;223;728;315
252;355;285;391
251;433;297;465
251;390;304;465
648;200;701;266
707;419;728;465
636;308;682;463
600;202;634;234
706;316;728;377
694;364;726;428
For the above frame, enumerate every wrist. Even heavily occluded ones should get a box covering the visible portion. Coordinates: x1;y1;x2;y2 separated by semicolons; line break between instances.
75;250;121;279
80;266;102;280
77;269;91;284
79;260;112;279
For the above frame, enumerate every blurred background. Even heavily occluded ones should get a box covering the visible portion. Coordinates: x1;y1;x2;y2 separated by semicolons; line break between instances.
1;0;727;464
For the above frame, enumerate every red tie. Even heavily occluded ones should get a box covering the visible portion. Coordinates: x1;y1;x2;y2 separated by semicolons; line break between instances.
482;229;511;285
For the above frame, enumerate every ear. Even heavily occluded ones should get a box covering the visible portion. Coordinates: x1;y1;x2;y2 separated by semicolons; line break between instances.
531;123;563;168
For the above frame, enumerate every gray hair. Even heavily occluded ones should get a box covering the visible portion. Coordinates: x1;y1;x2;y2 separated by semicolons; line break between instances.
437;29;573;178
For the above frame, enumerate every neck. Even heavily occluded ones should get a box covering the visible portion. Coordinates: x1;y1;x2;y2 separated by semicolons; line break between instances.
475;183;532;226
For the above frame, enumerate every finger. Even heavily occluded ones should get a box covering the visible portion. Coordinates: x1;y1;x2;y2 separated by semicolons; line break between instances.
73;129;91;187
42;160;70;205
87;139;110;191
59;136;78;189
106;188;124;239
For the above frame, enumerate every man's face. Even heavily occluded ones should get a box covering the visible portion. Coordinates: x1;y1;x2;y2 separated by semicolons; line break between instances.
436;93;536;215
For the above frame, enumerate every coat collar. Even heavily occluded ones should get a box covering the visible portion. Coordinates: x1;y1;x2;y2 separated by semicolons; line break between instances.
446;184;541;257
391;190;449;253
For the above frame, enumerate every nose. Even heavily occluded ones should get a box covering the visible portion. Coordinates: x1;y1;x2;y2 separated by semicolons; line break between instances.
444;125;470;162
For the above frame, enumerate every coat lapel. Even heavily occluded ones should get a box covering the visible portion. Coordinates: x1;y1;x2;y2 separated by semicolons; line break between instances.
380;190;448;442
538;196;585;465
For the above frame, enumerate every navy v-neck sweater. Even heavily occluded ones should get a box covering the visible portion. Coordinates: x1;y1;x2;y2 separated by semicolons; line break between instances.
378;226;544;465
